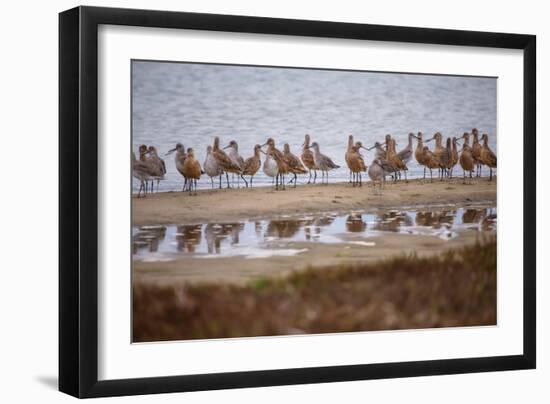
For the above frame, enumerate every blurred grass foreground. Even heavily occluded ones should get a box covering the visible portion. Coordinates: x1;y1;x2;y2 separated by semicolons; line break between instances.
133;237;496;342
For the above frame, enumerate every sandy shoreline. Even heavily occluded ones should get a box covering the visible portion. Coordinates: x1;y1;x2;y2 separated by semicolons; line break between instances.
132;178;496;226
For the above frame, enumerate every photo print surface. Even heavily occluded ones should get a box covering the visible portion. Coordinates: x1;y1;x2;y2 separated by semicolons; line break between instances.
131;60;497;343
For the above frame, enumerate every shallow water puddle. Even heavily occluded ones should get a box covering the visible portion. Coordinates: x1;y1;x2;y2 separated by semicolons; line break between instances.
133;206;496;261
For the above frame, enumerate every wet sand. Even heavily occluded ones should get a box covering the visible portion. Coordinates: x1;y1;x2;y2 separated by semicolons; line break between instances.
132;178;496;226
133;229;495;285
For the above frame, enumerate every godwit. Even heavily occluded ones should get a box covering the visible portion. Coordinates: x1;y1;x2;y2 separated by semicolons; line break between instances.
397;133;417;166
372;141;388;160
301;134;317;184
384;134;393;159
224;140;245;187
426;132;446;178
283;143;308;187
262;138;288;190
471;128;484;177
368;159;386;194
438;137;453;181
367;142;398;183
138;144;148;162
414;132;428;179
132;151;153;198
262;148;279;187
307;142;340;185
146;145;166;192
367;142;386;159
459;132;475;184
212;137;242;188
166;143;187;191
241;144;262;187
480;133;497;181
348;141;367;187
203;145;224;189
345;135;355;183
137;144;150;194
386;137;408;182
182;148;202;195
450;137;460;178
421;146;441;182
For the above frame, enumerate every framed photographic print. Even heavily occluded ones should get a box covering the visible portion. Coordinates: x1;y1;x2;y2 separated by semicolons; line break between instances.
59;6;536;398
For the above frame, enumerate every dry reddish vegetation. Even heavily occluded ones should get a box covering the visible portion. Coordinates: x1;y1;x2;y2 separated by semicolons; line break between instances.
133;237;496;342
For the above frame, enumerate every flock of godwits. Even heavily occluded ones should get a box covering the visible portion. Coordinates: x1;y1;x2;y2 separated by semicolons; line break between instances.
132;128;496;197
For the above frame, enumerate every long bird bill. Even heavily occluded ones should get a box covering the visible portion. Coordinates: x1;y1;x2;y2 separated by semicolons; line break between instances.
165;147;177;156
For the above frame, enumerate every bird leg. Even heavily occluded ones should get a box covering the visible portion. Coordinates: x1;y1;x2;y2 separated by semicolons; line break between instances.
489;168;493;182
313;170;317;184
225;172;231;189
241;174;248;187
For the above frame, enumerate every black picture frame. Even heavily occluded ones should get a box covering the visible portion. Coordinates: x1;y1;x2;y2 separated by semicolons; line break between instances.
59;5;536;398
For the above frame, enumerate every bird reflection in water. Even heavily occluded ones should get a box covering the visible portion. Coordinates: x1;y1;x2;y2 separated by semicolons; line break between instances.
265;219;303;239
373;211;413;232
462;208;485;224
481;209;497;231
254;221;263;237
304;215;336;241
132;207;497;260
415;210;455;229
132;225;166;253
204;222;244;254
175;224;202;253
346;213;367;233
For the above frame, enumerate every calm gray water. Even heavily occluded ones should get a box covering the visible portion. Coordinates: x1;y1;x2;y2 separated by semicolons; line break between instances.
133;206;497;261
132;61;497;191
